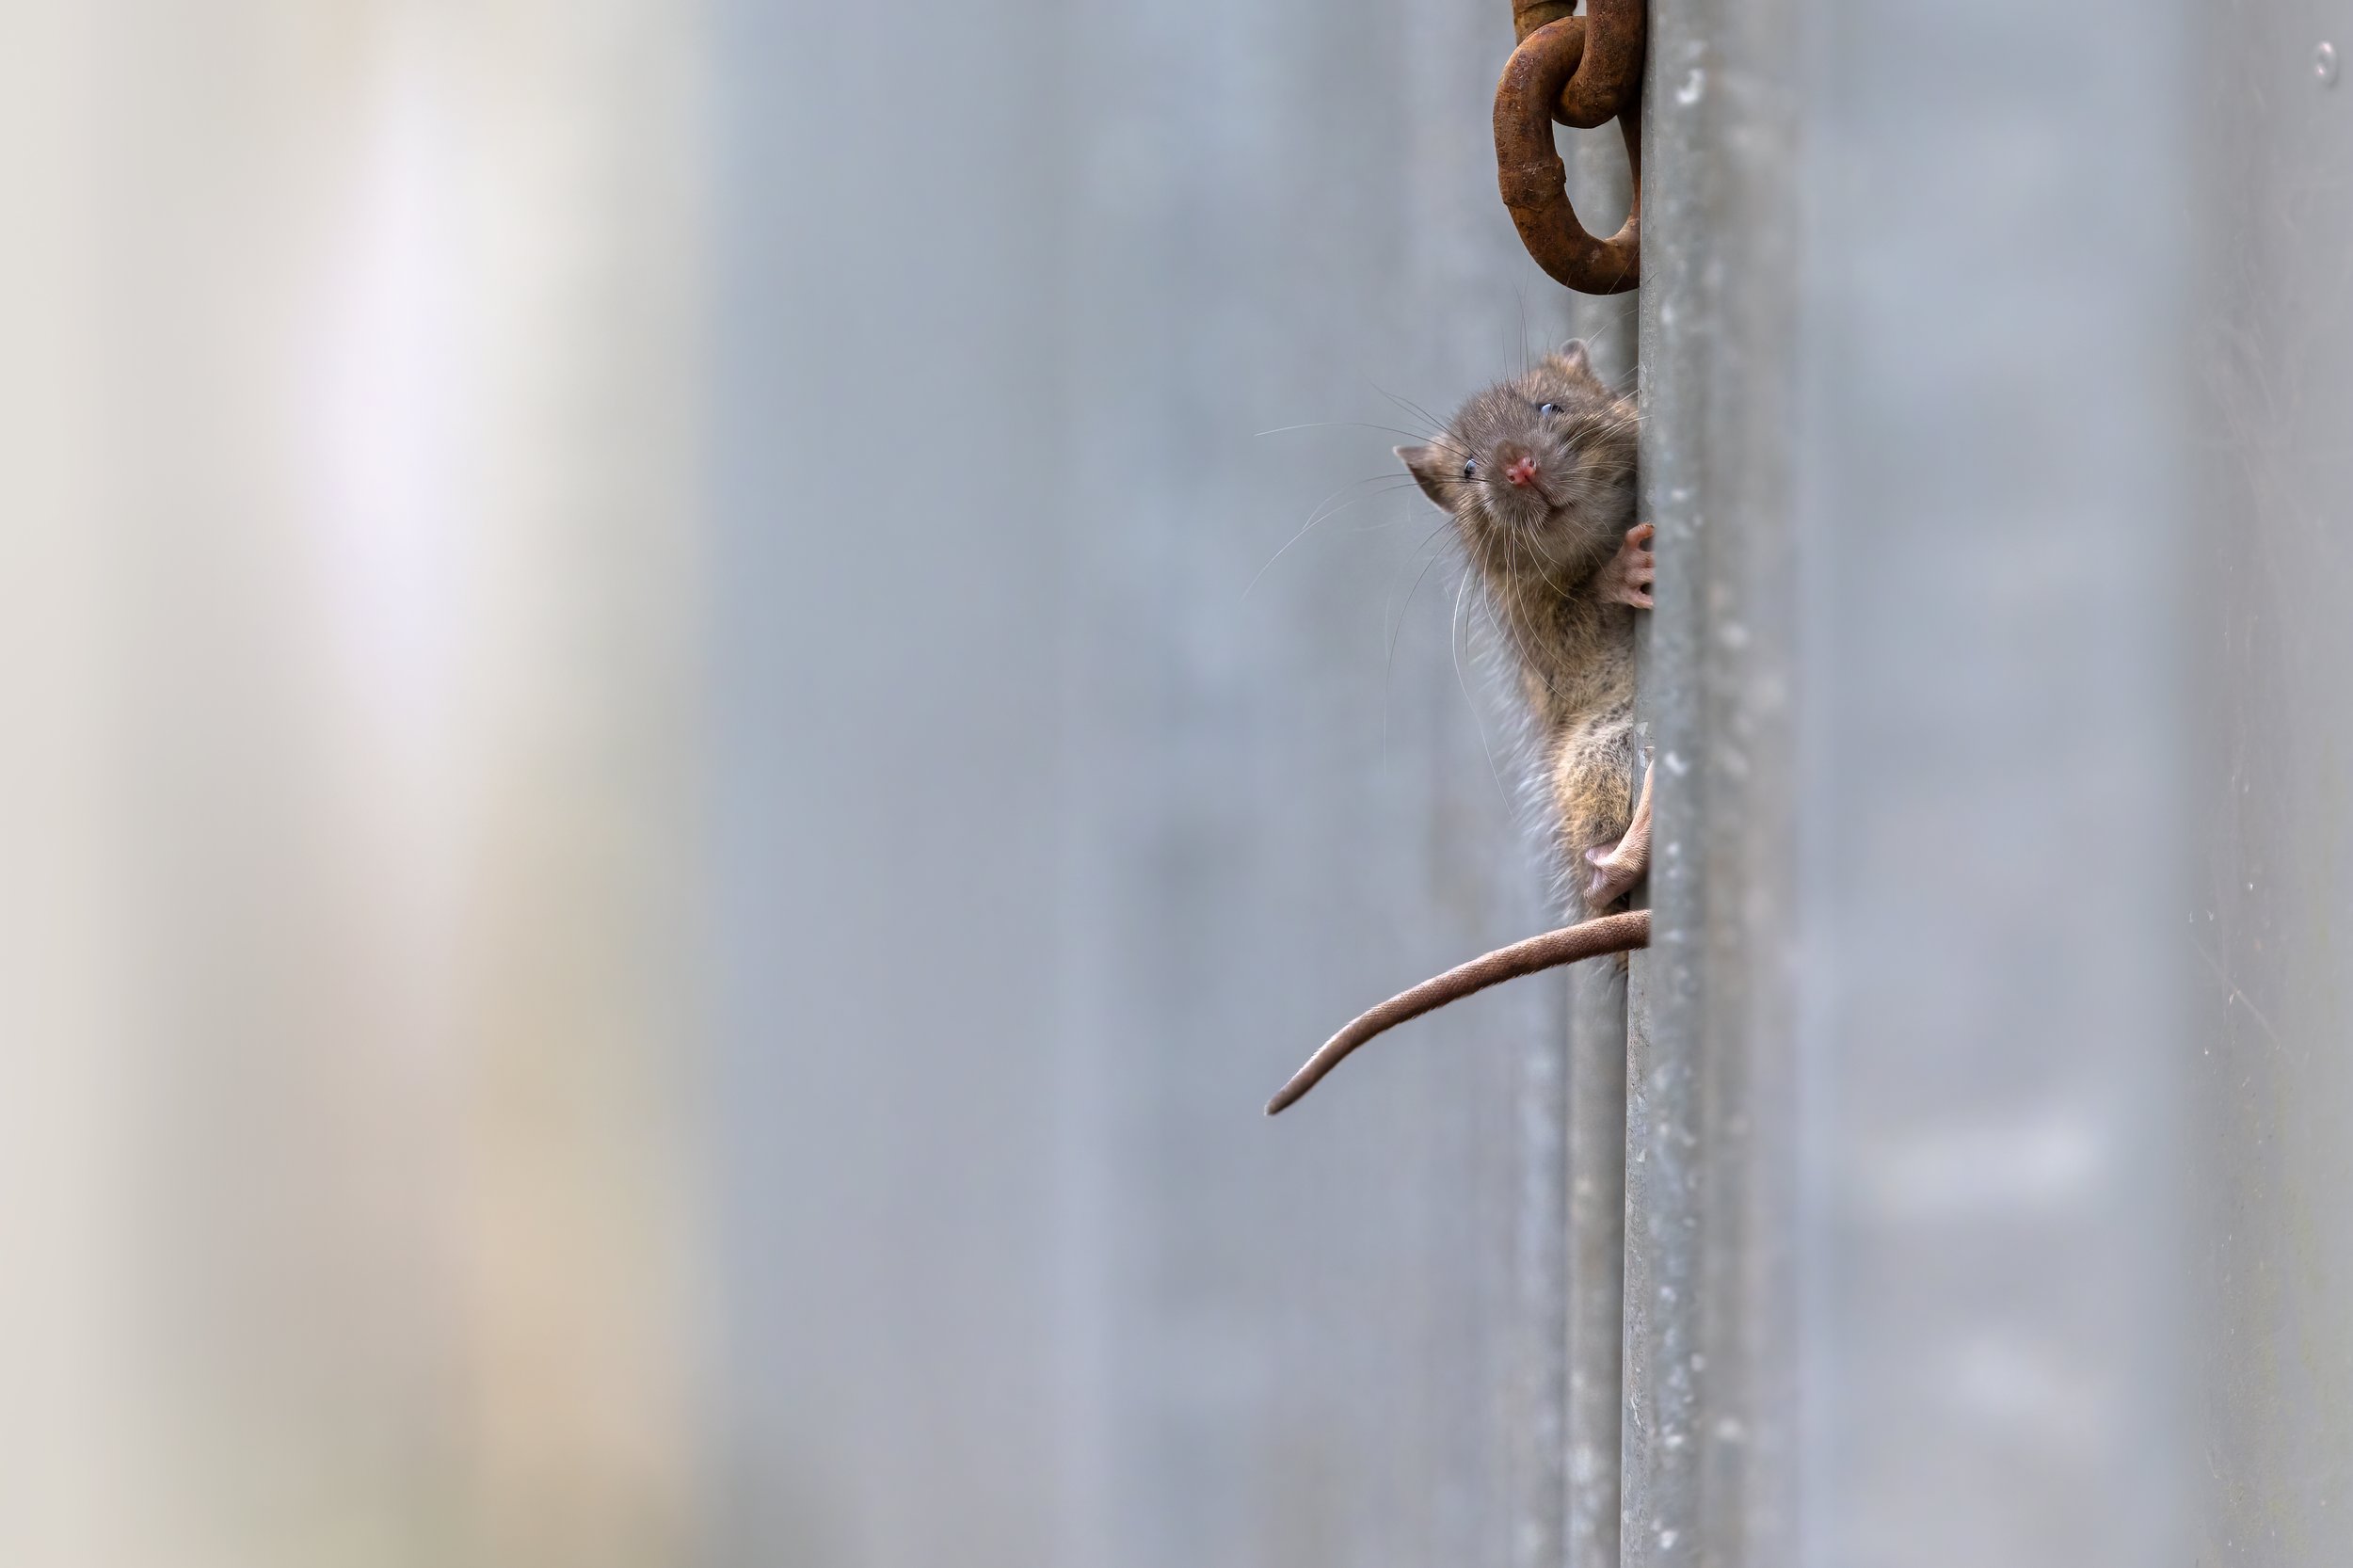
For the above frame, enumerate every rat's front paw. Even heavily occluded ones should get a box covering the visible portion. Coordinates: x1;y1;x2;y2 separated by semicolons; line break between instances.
1597;521;1655;610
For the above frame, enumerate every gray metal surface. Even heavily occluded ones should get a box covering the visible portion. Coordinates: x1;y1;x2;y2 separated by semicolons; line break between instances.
1789;6;2194;1561
2189;5;2353;1561
708;3;1596;1563
1630;2;2197;1567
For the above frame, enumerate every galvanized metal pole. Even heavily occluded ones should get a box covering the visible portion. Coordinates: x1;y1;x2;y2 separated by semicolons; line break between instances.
1561;159;1637;1568
1621;0;1722;1556
2185;6;2353;1560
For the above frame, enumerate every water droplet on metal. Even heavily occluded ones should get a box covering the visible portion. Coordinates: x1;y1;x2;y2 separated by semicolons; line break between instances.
2318;41;2339;86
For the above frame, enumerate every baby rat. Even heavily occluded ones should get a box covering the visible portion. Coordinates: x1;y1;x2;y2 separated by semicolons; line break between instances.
1267;342;1655;1115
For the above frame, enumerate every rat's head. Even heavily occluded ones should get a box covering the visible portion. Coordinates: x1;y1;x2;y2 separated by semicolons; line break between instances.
1397;342;1637;580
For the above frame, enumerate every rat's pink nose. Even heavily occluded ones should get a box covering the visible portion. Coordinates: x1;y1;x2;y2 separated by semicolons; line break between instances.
1506;454;1541;488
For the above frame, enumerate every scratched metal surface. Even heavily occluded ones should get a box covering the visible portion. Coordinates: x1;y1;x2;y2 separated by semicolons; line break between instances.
704;2;1607;1563
2188;4;2353;1561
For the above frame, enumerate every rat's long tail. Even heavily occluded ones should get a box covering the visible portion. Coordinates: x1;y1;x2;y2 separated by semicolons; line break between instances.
1264;909;1650;1115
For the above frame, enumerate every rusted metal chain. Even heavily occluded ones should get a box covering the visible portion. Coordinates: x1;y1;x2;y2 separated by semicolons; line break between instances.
1495;0;1643;294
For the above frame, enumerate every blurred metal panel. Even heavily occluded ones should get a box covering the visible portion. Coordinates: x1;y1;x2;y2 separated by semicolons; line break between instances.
1633;3;2195;1568
1789;2;2194;1558
0;6;710;1566
1051;2;1580;1560
710;3;1596;1565
705;3;1071;1561
2189;5;2353;1562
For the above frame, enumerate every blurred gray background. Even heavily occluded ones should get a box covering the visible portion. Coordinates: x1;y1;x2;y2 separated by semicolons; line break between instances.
8;0;2353;1565
709;3;1627;1563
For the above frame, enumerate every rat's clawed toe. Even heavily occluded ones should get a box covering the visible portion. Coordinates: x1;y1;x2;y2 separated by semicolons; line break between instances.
1599;521;1656;610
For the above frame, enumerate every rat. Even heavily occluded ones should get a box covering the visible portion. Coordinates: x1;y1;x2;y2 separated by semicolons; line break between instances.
1267;341;1655;1115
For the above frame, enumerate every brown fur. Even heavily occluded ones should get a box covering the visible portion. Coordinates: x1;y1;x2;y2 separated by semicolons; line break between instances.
1399;344;1641;917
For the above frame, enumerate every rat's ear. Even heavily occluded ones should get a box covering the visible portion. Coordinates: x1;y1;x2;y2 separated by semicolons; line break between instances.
1554;339;1593;374
1396;444;1455;511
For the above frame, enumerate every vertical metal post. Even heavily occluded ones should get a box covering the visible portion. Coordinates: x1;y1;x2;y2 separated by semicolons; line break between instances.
1561;172;1637;1566
1561;958;1626;1568
1621;0;1722;1556
2186;5;2353;1560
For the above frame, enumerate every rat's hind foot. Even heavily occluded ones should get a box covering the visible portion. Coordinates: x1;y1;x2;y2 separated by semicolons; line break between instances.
1583;759;1655;906
1594;521;1655;610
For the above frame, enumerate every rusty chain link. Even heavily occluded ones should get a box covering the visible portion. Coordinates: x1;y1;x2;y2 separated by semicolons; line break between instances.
1495;0;1643;294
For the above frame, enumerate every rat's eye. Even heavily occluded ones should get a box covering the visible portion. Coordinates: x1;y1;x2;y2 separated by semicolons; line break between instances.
1537;402;1560;417
1461;458;1478;480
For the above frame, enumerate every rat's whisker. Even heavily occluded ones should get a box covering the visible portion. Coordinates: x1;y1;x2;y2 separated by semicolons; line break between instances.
1385;517;1465;653
1374;524;1459;767
1245;476;1430;600
1493;530;1551;680
1373;385;1456;445
1450;568;1514;811
1256;420;1460;451
1383;519;1465;754
1520;524;1583;601
1305;483;1432;539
